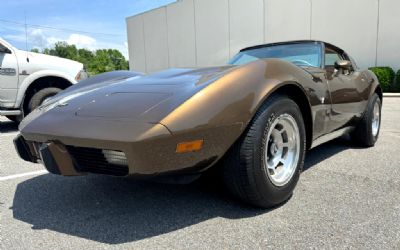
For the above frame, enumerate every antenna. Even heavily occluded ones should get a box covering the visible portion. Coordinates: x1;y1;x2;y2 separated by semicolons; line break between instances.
24;12;29;62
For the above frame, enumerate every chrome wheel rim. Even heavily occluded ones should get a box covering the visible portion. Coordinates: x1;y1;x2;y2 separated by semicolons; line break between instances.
264;114;301;187
372;101;380;137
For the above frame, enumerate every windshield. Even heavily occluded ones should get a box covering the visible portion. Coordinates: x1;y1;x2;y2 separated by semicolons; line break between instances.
229;43;322;68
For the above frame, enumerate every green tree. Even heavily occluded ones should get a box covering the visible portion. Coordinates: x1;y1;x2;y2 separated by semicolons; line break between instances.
38;41;129;76
87;49;129;75
77;48;94;68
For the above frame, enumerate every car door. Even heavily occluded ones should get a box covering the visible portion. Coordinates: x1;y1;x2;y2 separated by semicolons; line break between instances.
0;41;19;106
324;46;365;132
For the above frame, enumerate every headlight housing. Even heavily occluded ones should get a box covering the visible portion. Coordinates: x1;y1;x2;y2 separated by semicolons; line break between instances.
75;68;88;82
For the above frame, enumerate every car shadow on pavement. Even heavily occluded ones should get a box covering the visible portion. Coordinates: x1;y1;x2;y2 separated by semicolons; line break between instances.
11;136;358;244
0;120;18;133
303;135;360;171
11;174;264;244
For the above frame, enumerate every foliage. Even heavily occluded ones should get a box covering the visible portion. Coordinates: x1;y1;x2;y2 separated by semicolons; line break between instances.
395;70;400;92
32;42;129;75
369;67;395;92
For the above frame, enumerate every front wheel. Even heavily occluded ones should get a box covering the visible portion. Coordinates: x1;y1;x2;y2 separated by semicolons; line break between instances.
26;87;62;114
223;94;306;208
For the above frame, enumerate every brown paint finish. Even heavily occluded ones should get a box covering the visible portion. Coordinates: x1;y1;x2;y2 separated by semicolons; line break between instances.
46;142;83;176
16;40;381;177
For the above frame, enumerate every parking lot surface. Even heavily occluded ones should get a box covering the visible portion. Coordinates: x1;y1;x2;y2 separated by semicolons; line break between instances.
1;98;400;249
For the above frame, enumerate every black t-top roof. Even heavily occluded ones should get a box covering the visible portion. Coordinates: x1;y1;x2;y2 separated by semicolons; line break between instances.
240;40;343;54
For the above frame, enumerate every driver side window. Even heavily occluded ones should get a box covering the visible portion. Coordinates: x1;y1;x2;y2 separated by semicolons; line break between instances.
0;42;11;54
324;48;345;78
325;48;342;67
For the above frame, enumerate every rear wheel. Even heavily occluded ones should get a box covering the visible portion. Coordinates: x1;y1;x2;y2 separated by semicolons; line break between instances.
351;93;381;147
223;95;306;208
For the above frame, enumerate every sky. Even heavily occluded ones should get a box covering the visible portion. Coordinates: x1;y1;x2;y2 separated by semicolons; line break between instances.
0;0;176;59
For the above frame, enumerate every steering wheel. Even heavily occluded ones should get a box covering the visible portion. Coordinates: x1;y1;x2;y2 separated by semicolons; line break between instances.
291;60;313;67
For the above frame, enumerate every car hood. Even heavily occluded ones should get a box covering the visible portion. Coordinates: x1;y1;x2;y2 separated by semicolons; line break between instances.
20;65;237;129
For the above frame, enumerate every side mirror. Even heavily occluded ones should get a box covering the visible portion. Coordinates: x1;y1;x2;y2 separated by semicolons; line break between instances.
334;60;352;70
0;44;12;54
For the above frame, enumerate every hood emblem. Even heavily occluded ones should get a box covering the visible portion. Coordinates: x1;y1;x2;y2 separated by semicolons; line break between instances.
57;102;69;107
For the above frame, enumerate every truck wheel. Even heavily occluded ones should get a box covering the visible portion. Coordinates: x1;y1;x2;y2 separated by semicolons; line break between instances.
6;115;23;123
26;87;62;114
223;94;306;208
351;93;381;147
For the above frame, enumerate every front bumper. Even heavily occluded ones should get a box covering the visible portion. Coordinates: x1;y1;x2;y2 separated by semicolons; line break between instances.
14;134;131;176
14;135;86;176
16;112;242;176
14;135;37;163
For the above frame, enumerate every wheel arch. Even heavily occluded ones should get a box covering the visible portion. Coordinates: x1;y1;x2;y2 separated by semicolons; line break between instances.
19;75;73;112
256;82;314;150
374;85;383;102
15;70;76;108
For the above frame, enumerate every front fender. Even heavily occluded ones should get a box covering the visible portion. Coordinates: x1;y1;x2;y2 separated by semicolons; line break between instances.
15;69;77;108
161;59;315;133
160;59;317;162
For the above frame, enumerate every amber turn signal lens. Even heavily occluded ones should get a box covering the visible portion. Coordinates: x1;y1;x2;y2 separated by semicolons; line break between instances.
176;140;204;153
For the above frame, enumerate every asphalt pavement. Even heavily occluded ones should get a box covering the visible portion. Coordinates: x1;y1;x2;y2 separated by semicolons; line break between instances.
0;98;399;249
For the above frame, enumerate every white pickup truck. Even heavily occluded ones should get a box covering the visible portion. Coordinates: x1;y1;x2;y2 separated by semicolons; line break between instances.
0;38;87;122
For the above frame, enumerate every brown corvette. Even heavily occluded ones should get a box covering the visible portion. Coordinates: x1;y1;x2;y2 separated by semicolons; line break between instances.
14;40;382;208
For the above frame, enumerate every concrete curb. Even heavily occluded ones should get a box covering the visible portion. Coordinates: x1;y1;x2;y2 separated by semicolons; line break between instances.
383;93;400;98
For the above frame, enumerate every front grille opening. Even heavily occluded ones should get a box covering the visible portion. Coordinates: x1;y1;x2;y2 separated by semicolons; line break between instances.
67;146;129;176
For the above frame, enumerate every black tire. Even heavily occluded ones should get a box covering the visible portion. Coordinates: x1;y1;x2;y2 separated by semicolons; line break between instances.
6;115;22;123
351;93;381;147
223;94;306;208
26;87;62;114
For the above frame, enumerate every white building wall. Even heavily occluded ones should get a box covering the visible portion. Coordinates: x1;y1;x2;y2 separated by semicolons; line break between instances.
194;0;230;67
126;15;146;73
377;0;400;70
166;0;197;68
127;0;400;73
265;0;311;43
229;0;264;58
311;0;379;69
142;8;169;73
